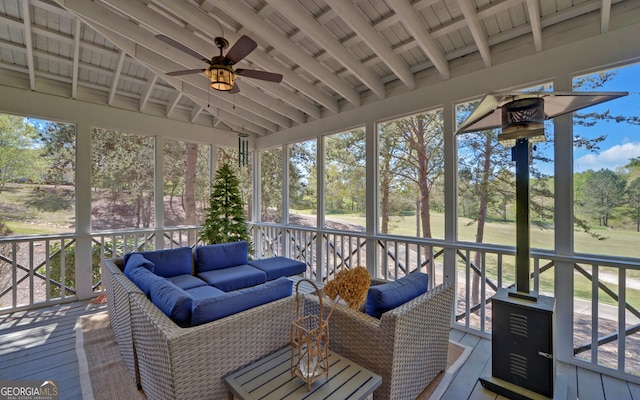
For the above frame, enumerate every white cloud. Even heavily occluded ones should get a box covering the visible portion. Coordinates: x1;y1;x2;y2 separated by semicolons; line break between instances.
575;142;640;171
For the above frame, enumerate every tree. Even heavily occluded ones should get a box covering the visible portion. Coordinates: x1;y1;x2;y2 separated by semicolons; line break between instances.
324;129;366;217
626;177;640;232
260;148;283;222
91;129;154;229
37;121;76;185
378;111;445;238
0;115;40;192
200;163;253;251
581;169;626;227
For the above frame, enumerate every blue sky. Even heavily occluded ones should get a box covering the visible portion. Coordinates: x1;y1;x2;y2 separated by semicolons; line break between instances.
571;62;640;173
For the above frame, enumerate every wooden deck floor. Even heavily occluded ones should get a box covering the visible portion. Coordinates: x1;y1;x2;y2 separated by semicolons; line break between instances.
1;300;639;400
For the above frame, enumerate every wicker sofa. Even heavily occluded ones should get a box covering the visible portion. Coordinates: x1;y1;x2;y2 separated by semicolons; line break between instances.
103;257;454;400
305;278;455;400
102;256;299;400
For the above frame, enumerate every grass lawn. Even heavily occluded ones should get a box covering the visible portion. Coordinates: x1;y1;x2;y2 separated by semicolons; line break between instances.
315;209;640;307
0;183;75;235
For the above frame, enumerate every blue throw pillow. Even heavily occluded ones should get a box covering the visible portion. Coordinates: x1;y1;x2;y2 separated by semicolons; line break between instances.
125;247;193;278
123;253;155;275
190;277;292;325
149;279;192;327
365;272;429;319
126;266;165;297
194;241;249;273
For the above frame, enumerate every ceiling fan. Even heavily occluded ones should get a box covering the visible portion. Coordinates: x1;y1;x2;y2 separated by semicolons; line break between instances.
157;34;283;93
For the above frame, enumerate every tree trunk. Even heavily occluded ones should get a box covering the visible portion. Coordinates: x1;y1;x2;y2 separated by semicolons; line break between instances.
380;171;391;234
472;135;492;309
415;197;421;237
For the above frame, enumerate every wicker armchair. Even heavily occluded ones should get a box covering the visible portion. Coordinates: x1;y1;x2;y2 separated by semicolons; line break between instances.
309;279;455;400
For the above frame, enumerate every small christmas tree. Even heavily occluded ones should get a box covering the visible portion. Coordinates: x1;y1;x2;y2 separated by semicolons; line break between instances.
200;163;253;252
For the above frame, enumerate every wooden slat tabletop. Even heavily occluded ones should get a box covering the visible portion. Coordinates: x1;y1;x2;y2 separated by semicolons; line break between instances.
225;346;381;400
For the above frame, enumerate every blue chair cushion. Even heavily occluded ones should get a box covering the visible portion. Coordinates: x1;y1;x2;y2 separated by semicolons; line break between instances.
126;264;165;296
248;257;306;280
365;272;429;319
194;241;249;273
123;253;155;275
149;279;192;327
197;265;267;292
167;274;208;290
125;247;193;278
190;277;293;326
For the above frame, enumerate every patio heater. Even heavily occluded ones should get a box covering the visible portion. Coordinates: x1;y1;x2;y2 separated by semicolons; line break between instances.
456;91;627;399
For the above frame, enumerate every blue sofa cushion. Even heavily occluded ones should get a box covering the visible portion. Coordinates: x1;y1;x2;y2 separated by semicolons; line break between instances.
248;257;306;280
197;265;267;292
194;241;249;273
365;272;429;319
125;247;193;278
123;253;155;275
186;285;226;301
190;277;293;326
149;279;192;327
126;264;165;296
168;274;208;290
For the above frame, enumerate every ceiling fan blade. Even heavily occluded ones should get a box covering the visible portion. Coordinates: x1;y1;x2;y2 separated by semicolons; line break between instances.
229;83;240;94
225;35;257;64
156;34;208;62
236;69;283;83
166;69;207;76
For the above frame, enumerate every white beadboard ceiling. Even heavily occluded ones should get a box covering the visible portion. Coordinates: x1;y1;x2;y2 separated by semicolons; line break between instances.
0;0;636;140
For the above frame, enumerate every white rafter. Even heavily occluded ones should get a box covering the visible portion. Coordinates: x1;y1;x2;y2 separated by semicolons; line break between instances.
458;0;492;68
71;18;81;98
266;0;386;99
190;106;202;122
166;91;181;117
139;74;157;112
22;0;36;90
324;0;415;90
212;0;362;107
601;0;612;33
108;50;126;105
526;0;543;52
386;0;450;80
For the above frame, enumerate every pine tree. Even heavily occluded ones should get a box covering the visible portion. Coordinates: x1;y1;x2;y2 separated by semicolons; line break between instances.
200;163;253;251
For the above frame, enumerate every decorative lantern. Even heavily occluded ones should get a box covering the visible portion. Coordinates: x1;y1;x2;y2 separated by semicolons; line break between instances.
290;279;329;390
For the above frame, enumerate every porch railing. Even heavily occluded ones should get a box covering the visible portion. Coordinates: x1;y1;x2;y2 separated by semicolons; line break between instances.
2;223;639;381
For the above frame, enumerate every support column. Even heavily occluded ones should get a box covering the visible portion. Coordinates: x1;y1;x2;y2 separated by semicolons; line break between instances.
364;120;379;278
443;102;457;285
553;76;575;363
74;121;92;300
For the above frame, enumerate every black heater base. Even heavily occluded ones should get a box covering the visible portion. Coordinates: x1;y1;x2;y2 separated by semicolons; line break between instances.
479;376;552;400
487;288;555;399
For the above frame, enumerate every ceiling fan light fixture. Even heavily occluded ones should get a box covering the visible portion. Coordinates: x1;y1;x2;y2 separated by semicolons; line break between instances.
206;64;236;91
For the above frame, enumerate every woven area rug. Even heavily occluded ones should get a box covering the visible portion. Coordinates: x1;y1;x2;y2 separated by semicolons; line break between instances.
75;312;146;400
416;341;472;399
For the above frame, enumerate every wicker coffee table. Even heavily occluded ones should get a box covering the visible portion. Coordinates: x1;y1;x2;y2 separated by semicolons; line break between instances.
224;345;382;400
